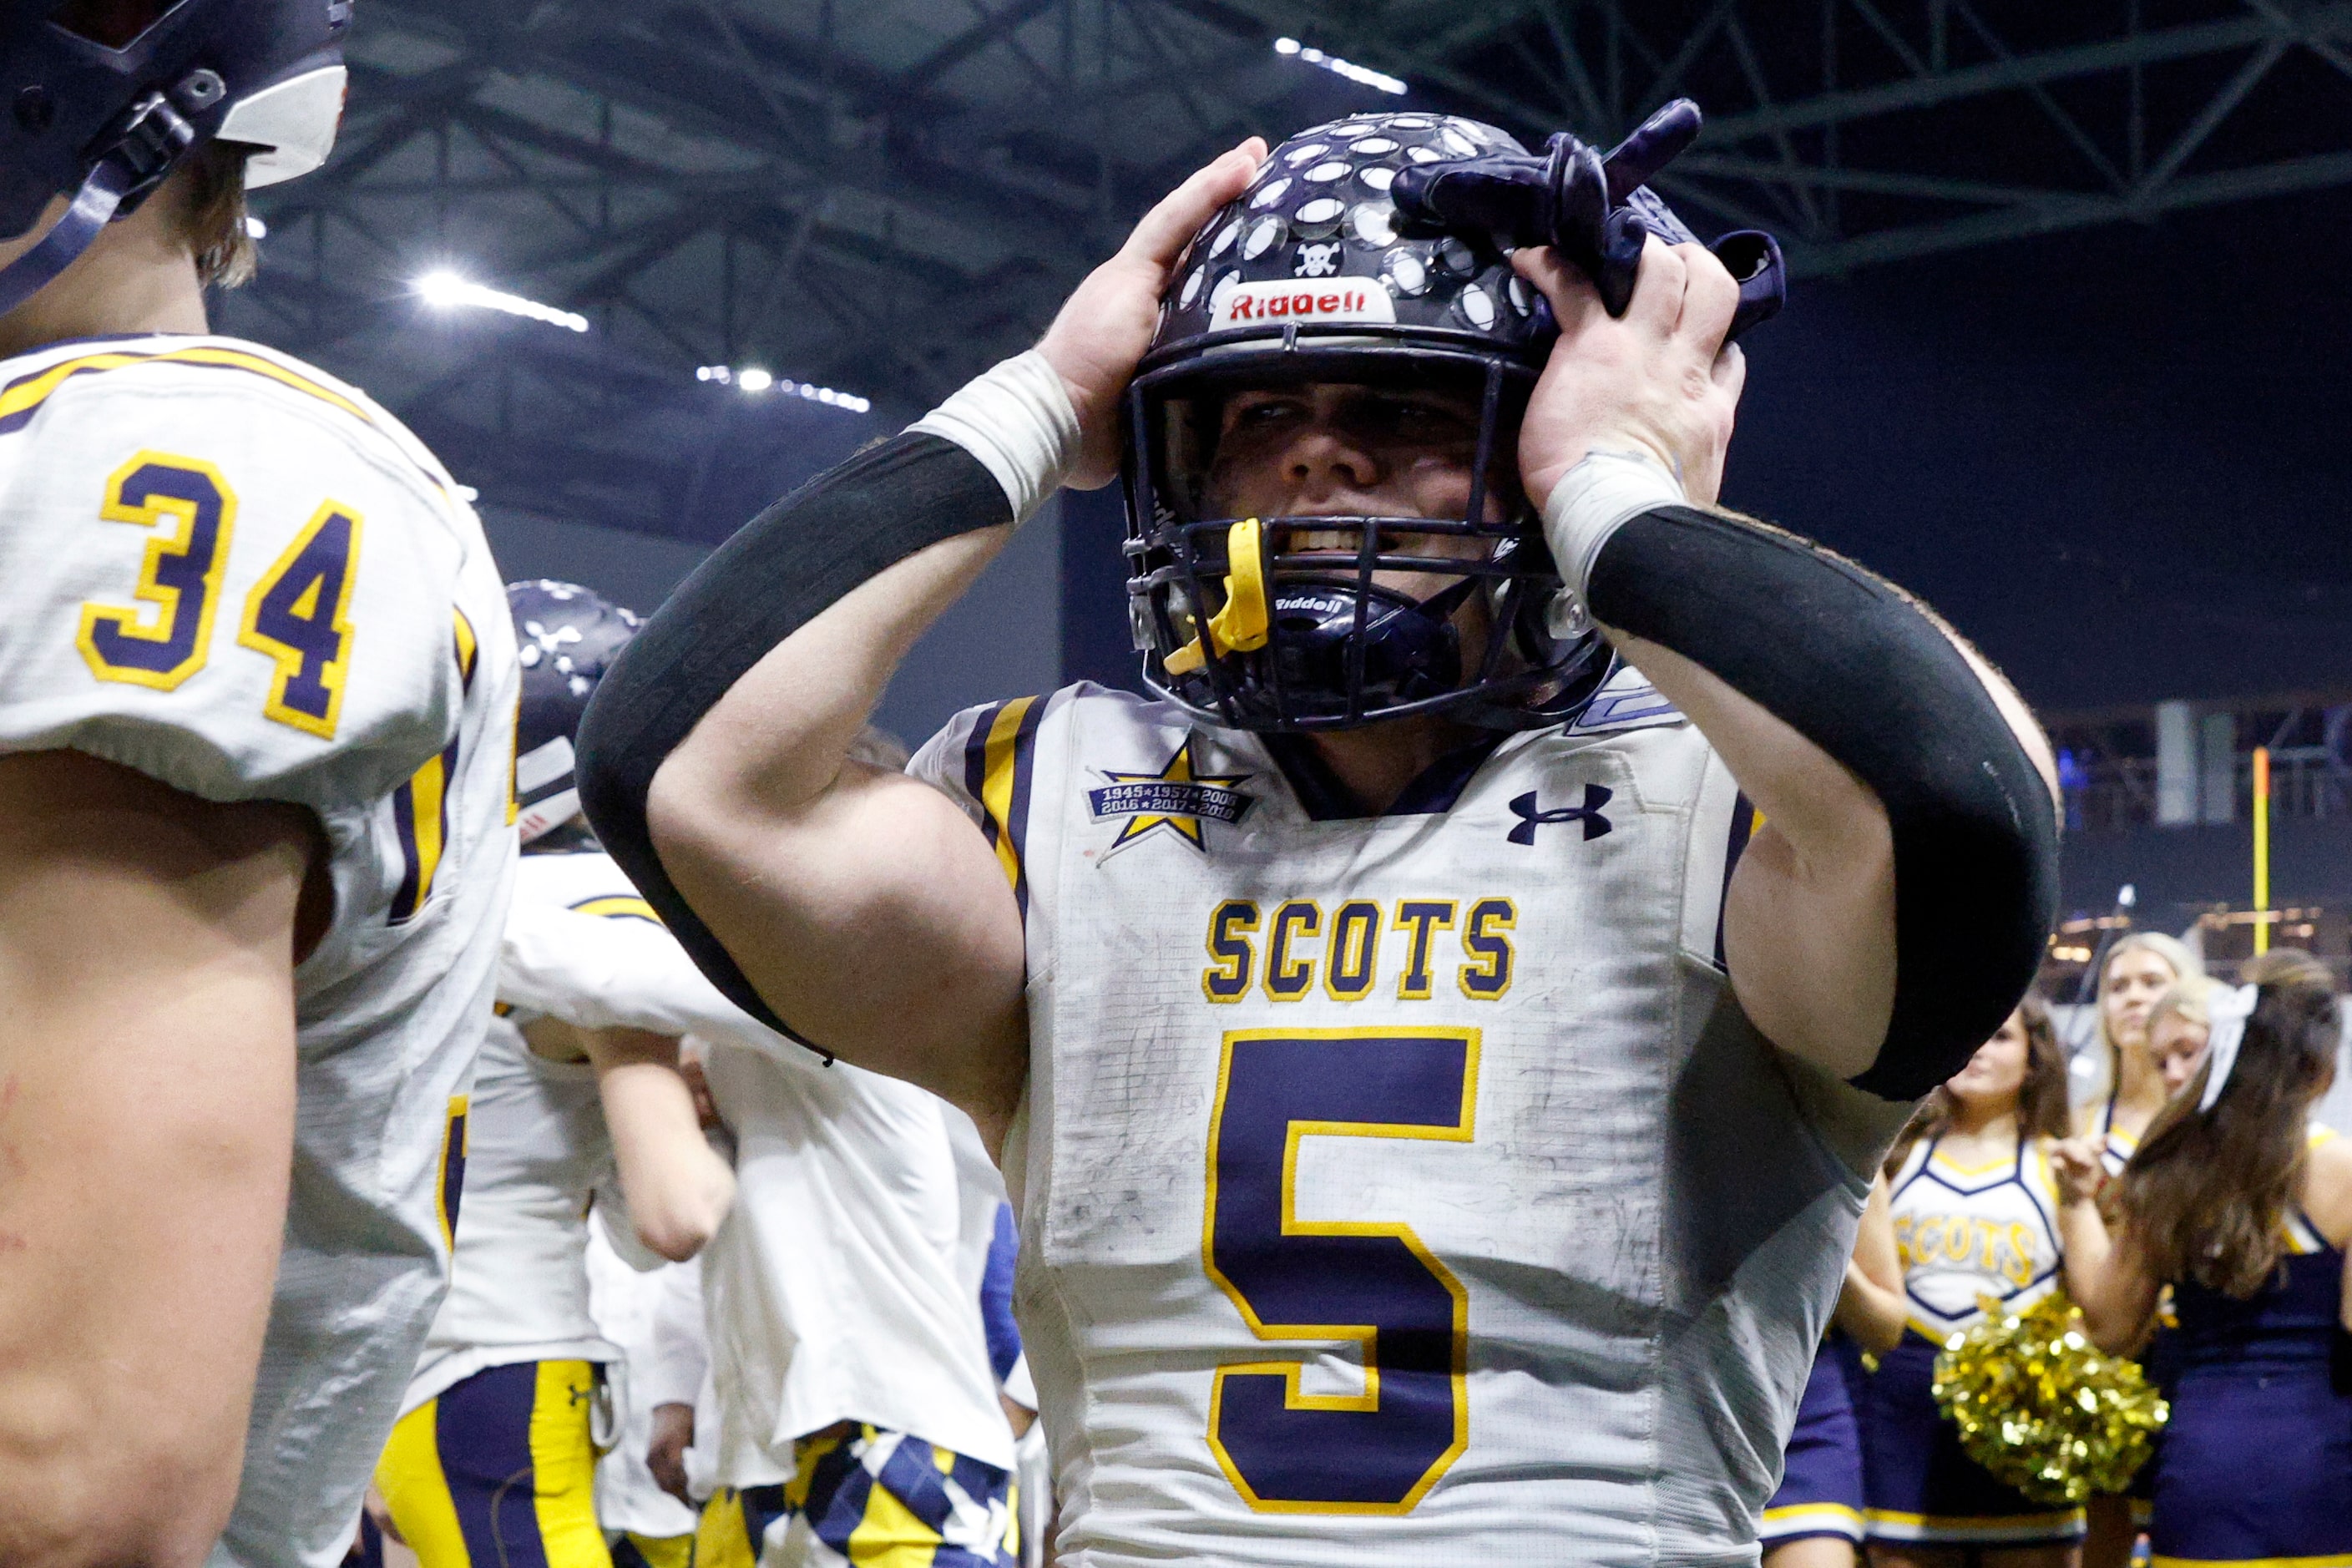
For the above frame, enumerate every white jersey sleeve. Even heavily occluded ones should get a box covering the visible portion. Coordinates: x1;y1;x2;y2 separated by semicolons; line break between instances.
501;895;793;1057
497;843;801;1068
0;337;522;1568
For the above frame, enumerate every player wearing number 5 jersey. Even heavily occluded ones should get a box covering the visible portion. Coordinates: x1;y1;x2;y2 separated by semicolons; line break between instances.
0;6;517;1565
579;109;2061;1565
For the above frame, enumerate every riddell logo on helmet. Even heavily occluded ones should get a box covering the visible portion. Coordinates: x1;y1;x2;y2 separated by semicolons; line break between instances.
1211;279;1398;331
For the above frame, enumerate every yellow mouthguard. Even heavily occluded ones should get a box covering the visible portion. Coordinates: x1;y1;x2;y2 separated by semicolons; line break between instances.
1162;517;1271;676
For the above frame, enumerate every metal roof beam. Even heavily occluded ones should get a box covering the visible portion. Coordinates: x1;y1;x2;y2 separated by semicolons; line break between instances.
893;0;1065;96
1707;5;2352;141
1784;146;2352;273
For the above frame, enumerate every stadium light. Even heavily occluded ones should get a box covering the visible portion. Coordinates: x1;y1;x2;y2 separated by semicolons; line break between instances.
1272;37;1408;96
417;271;590;334
696;364;872;415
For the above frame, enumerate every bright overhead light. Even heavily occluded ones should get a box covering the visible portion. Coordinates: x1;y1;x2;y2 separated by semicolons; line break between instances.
1272;36;1408;95
695;364;872;415
245;215;267;240
417;271;589;333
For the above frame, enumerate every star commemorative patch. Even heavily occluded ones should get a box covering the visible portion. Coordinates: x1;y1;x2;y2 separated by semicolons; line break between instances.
1087;736;1255;852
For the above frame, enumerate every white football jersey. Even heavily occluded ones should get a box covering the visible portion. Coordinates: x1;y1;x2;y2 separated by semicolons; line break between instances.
1887;1135;2065;1338
412;845;792;1409
0;333;518;1568
908;673;1909;1568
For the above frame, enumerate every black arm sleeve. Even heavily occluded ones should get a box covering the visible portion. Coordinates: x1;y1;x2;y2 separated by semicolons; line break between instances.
574;431;1014;1049
1586;506;2060;1100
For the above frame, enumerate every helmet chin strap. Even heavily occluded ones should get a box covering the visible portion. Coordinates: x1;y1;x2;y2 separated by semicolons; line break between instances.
0;85;205;321
0;160;139;320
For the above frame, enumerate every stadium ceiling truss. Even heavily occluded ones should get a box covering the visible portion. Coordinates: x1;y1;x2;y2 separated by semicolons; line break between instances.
221;0;2352;538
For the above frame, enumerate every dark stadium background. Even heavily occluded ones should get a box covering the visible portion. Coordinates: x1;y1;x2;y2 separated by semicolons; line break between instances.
217;0;2352;938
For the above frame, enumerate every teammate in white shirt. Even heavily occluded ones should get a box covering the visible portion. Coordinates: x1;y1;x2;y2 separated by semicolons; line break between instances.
0;8;519;1565
591;1039;730;1568
579;109;2062;1565
373;582;744;1568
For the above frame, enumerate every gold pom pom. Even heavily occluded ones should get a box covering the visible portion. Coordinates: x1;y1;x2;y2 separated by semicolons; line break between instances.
1930;1292;2169;1506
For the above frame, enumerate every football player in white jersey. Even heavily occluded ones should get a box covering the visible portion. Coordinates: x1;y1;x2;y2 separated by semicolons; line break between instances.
0;6;519;1565
578;105;2062;1565
373;582;748;1568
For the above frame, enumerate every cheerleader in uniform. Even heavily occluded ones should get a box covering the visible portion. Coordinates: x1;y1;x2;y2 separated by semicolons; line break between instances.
2071;937;2200;1568
2100;974;2226;1557
1763;1181;1907;1568
1865;995;2085;1568
2057;951;2352;1568
2076;933;2203;1174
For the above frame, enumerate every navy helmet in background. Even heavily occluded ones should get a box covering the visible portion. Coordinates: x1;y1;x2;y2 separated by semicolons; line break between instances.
508;579;640;844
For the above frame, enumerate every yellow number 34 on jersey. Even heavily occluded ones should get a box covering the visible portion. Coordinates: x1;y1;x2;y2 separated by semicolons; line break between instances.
78;448;362;740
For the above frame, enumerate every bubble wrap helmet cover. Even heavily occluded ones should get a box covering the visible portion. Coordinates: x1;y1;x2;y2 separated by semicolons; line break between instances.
509;579;640;843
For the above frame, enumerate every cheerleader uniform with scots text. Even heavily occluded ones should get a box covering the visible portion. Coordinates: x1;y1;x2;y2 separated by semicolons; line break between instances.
1864;1134;2086;1546
2147;1130;2352;1568
1760;1333;1869;1547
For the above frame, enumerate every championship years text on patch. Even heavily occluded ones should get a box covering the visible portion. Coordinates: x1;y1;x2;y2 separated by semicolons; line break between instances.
1088;737;1256;852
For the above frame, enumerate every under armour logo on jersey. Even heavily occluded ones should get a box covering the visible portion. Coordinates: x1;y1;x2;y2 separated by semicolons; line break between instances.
1505;784;1613;845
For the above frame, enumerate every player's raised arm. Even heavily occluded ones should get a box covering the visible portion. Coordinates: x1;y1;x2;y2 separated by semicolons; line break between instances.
0;753;315;1564
1514;237;2060;1097
576;140;1265;1136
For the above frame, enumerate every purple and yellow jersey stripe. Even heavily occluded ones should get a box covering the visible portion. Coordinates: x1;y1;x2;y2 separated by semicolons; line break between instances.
0;341;389;441
453;607;481;690
964;694;1046;916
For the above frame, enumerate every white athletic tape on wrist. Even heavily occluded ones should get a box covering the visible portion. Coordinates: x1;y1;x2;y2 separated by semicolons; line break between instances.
908;349;1080;526
1540;448;1687;599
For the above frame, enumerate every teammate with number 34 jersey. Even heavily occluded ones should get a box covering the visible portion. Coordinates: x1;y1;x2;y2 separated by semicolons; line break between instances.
0;331;519;1567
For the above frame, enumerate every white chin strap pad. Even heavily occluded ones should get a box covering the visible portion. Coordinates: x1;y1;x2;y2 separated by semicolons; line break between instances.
218;63;347;187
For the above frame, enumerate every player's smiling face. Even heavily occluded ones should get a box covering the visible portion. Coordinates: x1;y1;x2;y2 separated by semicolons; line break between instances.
1202;381;1516;598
